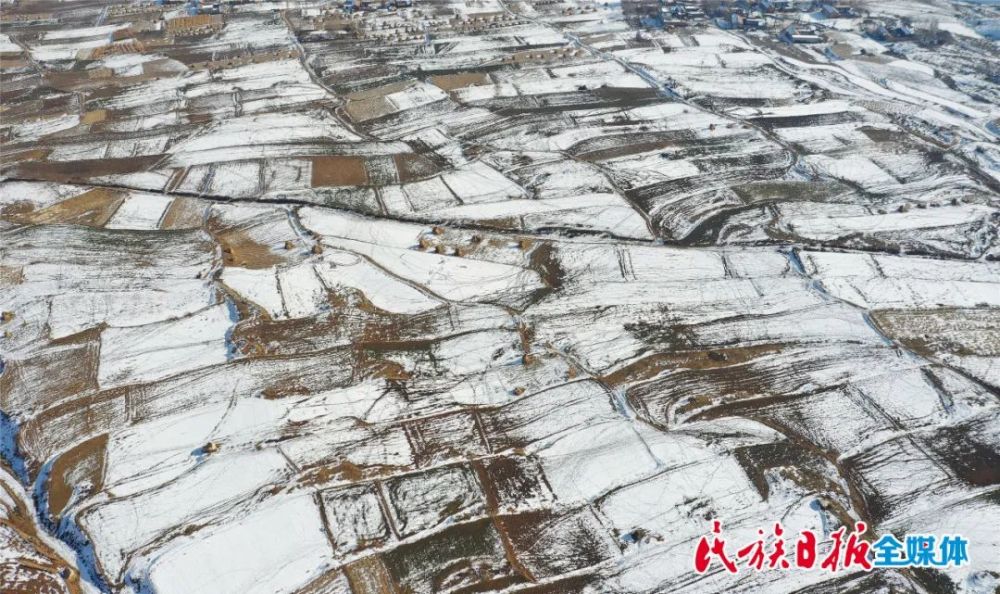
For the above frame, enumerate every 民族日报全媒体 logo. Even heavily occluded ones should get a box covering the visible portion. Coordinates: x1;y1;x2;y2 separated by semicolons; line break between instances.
693;520;969;574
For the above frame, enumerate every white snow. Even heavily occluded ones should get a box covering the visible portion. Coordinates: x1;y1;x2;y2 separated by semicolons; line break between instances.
141;495;334;594
105;193;174;230
97;303;234;388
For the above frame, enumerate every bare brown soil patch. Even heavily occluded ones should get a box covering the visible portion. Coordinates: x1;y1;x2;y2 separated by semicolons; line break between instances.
429;72;489;91
0;201;36;219
0;561;79;594
41;70;106;92
734;441;846;501
381;518;518;592
0;329;100;412
930;422;1000;487
311;156;369;187
232;291;439;362
8;155;163;184
214;227;288;268
298;461;365;488
475;456;550;513
1;462;83;594
0;57;30;69
342;82;414;122
576;136;682;162
80;110;108;125
871;308;1000;357
46;433;108;519
343;556;397;594
0;147;50;165
592;86;660;103
732;180;848;204
19;385;130;464
470;217;520;231
345;81;411;101
0;265;24;287
160;196;205;229
393;153;443;183
6;188;125;227
344;96;395;123
858;126;910;143
604;344;783;387
261;383;312;399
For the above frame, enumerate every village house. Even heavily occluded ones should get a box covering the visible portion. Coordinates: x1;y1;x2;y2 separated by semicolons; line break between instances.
862;17;913;41
779;23;824;43
760;0;795;12
819;3;858;18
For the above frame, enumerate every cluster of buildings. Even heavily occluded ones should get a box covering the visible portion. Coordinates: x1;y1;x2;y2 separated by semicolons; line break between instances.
621;0;917;46
152;0;422;17
861;17;915;41
620;0;836;31
152;0;225;15
340;0;413;13
620;0;703;28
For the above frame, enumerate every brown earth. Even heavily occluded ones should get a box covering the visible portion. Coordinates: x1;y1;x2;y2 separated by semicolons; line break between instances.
3;188;126;228
1;463;83;594
45;433;108;519
393;153;443;183
0;328;101;413
343;556;397;594
345;81;412;102
871;308;1000;357
212;227;288;269
603;344;783;387
344;97;396;123
160;196;205;229
312;156;370;187
7;156;163;184
0;148;51;165
429;72;490;91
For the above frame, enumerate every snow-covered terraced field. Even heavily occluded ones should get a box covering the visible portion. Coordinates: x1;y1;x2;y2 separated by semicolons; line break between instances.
2;0;999;593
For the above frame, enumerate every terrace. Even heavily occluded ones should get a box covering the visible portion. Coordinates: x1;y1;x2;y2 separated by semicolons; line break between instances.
1;0;998;593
